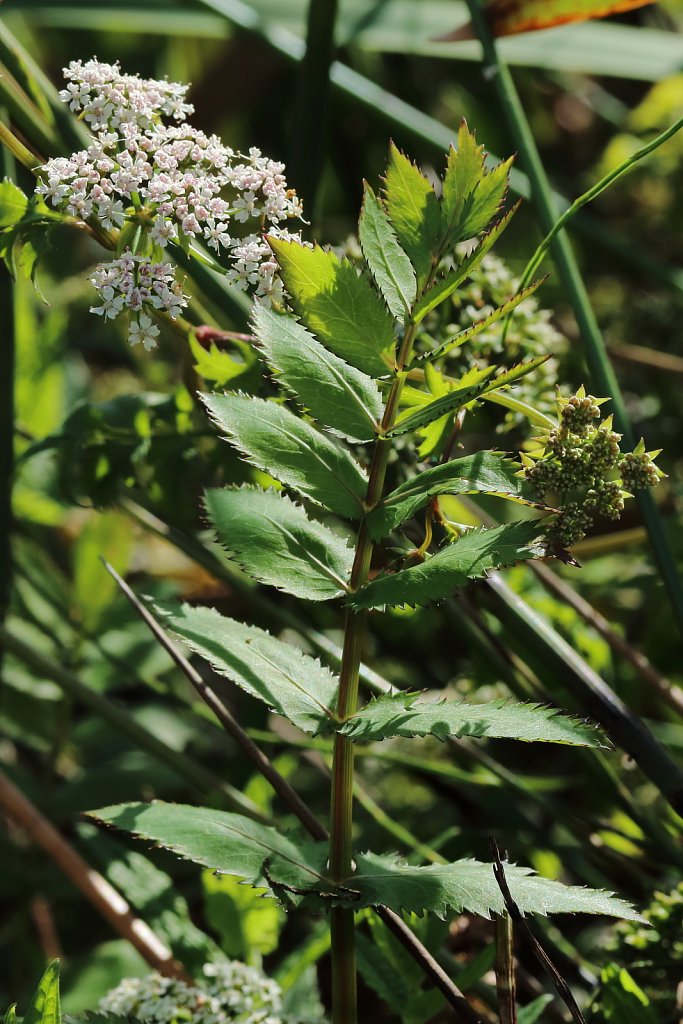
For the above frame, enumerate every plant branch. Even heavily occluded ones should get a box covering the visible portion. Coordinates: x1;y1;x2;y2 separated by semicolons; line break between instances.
0;767;192;982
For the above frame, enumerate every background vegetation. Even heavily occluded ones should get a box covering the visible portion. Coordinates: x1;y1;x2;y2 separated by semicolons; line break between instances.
1;1;683;1020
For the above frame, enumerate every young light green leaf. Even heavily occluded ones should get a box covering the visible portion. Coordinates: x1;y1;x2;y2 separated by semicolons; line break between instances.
359;182;416;320
205;485;354;601
86;801;328;900
24;961;61;1024
338;853;644;920
386;369;497;438
411;203;519;325
251;305;383;443
348;521;545;610
202;391;367;519
334;693;605;746
155;601;338;733
367;452;533;539
442;123;512;247
268;237;395;376
383;143;441;285
414;279;544;364
0;179;28;228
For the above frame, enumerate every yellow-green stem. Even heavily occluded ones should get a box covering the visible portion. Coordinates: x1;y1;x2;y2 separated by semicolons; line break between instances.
328;326;416;1024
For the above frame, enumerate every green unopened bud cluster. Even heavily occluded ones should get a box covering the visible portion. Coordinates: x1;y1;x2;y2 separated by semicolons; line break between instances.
99;960;297;1024
521;388;664;548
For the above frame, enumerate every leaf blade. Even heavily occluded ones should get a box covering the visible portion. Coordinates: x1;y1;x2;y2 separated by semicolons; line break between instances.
156;600;338;733
335;693;606;747
386;369;497;438
367;451;532;539
382;143;441;285
252;305;383;442
412;202;519;324
202;391;367;519
348;521;545;609
359;182;417;320
344;853;644;920
415;279;544;363
86;801;326;899
206;485;354;601
269;237;395;376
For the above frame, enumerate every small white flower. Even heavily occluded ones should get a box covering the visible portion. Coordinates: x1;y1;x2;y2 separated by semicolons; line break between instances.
128;312;160;350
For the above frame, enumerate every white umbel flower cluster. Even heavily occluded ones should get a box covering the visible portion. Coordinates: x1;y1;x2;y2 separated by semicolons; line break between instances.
99;960;284;1024
36;58;304;349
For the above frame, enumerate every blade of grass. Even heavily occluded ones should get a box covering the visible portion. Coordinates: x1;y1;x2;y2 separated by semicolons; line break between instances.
289;0;339;221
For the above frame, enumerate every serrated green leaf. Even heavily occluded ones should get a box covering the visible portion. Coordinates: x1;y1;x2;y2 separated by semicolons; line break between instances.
334;693;605;746
24;961;61;1024
268;237;395;376
252;305;383;442
383;143;441;285
411;203;519;324
367;451;531;539
483;355;550;393
155;600;338;732
86;801;328;901
265;850;642;921
415;279;544;364
348;521;545;609
359;183;416;320
0;179;28;228
386;369;497;437
442;124;512;247
202;391;367;519
205;485;354;601
342;853;643;920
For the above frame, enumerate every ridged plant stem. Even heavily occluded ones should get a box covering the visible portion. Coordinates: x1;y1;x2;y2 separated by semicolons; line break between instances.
464;0;683;636
329;325;417;1024
0;113;14;682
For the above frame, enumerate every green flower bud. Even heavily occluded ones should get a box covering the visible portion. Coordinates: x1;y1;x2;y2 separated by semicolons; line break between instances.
560;394;601;435
550;503;593;547
585;481;624;520
619;450;661;491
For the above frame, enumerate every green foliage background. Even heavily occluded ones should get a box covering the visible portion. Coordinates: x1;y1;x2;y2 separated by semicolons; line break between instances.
2;2;683;1021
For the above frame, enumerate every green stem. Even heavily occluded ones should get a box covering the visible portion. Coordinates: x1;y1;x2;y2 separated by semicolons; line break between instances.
0;113;15;683
0;119;39;169
464;0;683;637
515;116;683;296
328;326;416;1024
